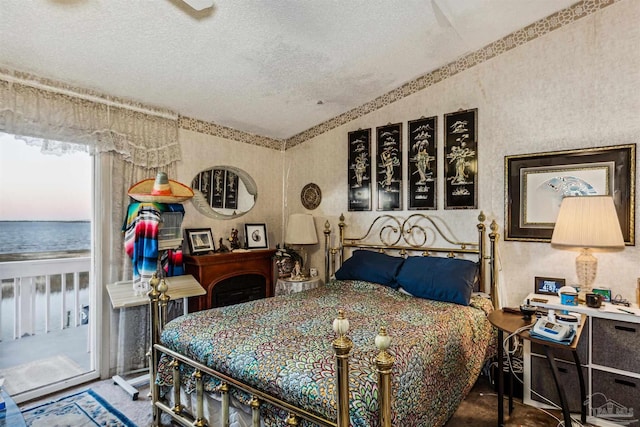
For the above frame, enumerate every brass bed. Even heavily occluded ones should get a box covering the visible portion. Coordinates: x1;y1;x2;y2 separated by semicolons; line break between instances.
148;213;499;426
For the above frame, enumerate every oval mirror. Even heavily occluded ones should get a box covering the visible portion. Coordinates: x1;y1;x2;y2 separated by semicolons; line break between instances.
190;166;257;220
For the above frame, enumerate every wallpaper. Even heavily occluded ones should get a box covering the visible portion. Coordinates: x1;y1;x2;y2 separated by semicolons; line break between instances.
283;0;640;306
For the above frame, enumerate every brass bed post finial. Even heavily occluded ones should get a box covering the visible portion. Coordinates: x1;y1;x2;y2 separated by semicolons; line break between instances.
375;326;395;427
332;310;353;427
489;220;500;310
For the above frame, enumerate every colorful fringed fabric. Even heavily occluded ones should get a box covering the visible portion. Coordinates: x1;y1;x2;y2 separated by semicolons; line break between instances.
157;280;494;427
161;249;184;277
123;202;185;287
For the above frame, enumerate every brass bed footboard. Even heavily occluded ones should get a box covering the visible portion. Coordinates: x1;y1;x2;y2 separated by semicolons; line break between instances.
148;278;395;427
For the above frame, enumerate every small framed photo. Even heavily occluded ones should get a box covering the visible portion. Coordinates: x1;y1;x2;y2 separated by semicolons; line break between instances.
186;228;215;255
245;223;268;249
534;276;566;295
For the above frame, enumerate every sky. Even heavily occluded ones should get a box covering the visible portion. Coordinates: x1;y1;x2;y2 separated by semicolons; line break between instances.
0;133;92;221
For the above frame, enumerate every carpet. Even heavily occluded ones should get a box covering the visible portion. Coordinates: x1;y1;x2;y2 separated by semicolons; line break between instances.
21;389;136;427
0;355;85;395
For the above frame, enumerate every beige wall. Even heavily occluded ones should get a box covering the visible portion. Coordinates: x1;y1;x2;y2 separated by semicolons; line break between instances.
177;128;285;250
284;0;640;306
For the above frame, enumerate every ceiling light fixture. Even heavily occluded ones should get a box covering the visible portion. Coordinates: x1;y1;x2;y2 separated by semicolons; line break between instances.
181;0;214;11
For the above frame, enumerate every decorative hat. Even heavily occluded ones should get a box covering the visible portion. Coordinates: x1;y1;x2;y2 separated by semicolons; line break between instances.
128;172;194;203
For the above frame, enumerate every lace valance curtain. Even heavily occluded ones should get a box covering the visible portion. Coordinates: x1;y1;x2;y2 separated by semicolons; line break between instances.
0;77;180;167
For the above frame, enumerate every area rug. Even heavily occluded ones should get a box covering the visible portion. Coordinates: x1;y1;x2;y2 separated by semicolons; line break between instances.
21;389;136;426
0;355;85;395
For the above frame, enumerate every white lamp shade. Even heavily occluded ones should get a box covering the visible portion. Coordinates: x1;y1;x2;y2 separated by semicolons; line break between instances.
285;213;318;245
551;196;624;250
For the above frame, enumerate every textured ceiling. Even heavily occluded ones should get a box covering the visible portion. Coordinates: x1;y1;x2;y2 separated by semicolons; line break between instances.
1;0;578;140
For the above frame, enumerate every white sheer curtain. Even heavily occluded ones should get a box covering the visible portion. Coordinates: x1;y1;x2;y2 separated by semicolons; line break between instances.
0;70;180;375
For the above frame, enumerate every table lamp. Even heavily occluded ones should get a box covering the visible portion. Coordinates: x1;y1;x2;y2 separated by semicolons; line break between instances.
550;195;624;295
285;213;318;279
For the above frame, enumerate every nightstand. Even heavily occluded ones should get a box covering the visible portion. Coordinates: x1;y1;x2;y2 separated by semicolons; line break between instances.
275;276;323;296
489;309;586;427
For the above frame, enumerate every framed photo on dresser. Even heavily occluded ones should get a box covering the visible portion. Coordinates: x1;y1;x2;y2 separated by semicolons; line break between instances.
245;223;268;249
186;228;215;255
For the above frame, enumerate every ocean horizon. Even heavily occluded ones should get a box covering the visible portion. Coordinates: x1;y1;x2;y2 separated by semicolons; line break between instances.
0;220;91;255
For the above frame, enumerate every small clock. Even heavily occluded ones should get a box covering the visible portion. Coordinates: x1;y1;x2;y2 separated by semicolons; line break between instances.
301;183;322;210
534;276;566;295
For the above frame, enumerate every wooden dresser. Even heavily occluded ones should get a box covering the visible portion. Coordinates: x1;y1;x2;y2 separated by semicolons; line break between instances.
184;249;276;311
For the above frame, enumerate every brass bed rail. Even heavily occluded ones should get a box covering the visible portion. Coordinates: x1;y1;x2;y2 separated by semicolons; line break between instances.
148;278;395;427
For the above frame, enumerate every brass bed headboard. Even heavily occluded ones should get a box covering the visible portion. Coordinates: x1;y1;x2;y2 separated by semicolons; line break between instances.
324;212;500;308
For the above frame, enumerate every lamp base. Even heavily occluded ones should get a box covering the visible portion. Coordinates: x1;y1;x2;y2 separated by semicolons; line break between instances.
576;248;597;299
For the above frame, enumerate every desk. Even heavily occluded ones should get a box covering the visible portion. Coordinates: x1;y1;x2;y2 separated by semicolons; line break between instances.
488;310;586;427
106;275;205;399
275;276;322;296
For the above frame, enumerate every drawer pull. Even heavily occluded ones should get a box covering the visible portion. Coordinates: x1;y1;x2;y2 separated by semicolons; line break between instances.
614;325;636;333
614;378;637;388
558;367;568;374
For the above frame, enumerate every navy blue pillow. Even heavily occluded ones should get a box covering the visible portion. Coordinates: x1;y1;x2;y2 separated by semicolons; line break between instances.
334;250;405;289
395;256;478;305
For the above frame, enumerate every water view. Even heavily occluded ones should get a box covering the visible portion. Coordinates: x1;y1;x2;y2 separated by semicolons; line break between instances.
0;221;91;255
0;221;91;341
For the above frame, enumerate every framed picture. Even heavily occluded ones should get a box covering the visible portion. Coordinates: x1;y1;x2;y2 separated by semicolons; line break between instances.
245;223;268;249
444;108;478;209
376;122;403;211
534;276;566;295
211;168;225;209
348;128;372;211
224;170;238;210
408;116;437;210
186;228;215;255
505;144;635;243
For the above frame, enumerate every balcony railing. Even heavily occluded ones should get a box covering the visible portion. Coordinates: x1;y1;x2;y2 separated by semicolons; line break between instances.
0;256;91;341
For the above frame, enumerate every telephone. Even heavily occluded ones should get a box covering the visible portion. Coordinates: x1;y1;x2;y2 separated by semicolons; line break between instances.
532;317;572;342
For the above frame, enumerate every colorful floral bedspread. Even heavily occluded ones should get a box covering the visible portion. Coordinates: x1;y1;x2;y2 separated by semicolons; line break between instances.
157;279;494;427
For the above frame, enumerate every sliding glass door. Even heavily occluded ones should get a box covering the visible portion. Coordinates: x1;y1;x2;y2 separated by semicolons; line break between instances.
0;132;99;402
